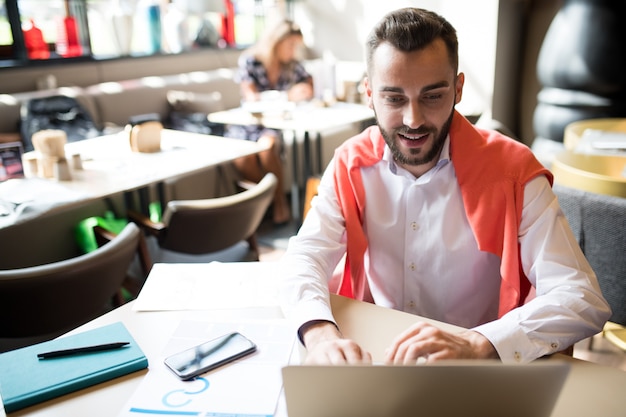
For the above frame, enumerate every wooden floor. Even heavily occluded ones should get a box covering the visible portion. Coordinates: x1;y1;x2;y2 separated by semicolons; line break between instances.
257;219;626;372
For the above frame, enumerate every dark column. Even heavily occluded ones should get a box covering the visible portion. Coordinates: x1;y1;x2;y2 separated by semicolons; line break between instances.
531;0;626;165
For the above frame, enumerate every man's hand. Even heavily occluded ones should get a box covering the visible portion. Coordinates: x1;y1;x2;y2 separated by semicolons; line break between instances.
384;322;499;364
301;321;372;365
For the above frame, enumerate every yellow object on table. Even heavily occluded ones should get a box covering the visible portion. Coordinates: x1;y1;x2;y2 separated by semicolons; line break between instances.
553;118;626;198
564;118;626;150
551;151;626;198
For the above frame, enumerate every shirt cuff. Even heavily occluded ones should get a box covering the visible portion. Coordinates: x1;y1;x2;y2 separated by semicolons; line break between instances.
297;320;339;346
472;320;543;363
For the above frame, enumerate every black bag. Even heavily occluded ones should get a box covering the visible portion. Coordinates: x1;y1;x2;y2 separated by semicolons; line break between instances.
166;111;225;136
20;95;101;152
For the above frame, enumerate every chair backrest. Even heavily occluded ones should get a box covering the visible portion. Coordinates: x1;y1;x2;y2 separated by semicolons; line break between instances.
159;172;277;255
553;184;626;326
0;198;116;270
0;223;140;351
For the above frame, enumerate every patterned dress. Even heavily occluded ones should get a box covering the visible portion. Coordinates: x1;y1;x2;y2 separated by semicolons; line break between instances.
225;55;311;143
236;55;311;93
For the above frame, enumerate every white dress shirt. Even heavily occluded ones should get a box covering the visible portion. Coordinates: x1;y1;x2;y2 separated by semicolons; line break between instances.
279;136;611;363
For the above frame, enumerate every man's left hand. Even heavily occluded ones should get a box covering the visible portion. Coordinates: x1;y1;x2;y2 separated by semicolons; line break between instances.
384;322;499;364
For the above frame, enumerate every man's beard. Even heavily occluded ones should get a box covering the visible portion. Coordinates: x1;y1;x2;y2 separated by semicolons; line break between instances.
377;107;454;167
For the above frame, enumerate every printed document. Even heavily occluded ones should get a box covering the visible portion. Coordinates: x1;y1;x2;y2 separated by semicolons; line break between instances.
118;319;296;417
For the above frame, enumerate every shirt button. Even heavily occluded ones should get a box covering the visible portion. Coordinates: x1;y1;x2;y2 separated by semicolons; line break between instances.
551;342;559;350
408;262;416;271
514;351;522;362
410;221;418;231
407;301;416;308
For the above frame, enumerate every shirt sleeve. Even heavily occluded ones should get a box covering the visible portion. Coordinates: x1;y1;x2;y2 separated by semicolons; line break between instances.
473;175;611;363
278;161;347;329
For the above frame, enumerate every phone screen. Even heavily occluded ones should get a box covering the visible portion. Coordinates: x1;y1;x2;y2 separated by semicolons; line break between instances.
164;332;257;380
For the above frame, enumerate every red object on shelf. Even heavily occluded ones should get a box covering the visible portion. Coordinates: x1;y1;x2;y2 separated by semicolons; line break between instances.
56;0;83;57
56;15;82;57
63;16;83;57
22;19;49;59
221;0;235;46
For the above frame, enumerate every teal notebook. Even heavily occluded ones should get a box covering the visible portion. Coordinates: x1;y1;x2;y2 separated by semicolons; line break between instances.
0;321;148;413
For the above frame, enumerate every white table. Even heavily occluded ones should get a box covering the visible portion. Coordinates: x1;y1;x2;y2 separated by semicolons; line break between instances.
209;101;375;220
5;262;626;417
0;130;268;228
61;129;267;197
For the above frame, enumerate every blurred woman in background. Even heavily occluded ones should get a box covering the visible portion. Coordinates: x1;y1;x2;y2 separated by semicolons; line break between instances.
227;19;313;225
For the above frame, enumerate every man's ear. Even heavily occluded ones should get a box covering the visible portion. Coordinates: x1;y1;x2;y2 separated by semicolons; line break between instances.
454;72;465;105
364;77;373;109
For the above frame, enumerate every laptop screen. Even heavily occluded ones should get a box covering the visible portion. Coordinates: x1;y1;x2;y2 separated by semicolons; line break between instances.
282;361;570;417
0;142;25;182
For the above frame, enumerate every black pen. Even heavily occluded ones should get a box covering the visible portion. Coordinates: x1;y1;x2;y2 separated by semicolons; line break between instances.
37;342;130;359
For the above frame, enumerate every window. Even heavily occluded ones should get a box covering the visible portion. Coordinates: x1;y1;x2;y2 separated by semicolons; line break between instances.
0;0;271;67
18;0;90;60
0;1;15;60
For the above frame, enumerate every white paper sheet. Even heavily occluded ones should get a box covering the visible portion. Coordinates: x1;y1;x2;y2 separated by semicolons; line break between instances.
118;319;297;417
132;262;281;312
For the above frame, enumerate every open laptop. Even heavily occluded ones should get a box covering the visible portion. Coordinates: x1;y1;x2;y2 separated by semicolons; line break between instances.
282;361;570;417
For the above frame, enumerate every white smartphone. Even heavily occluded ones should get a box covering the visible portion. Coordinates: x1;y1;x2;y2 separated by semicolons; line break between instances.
164;332;257;380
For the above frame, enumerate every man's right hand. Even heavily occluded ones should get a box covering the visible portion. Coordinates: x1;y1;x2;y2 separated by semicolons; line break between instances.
301;321;372;365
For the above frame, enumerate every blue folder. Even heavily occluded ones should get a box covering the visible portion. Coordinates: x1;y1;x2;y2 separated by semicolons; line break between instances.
0;321;148;413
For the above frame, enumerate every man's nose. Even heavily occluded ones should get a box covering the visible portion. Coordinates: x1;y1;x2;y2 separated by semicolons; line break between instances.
403;101;425;129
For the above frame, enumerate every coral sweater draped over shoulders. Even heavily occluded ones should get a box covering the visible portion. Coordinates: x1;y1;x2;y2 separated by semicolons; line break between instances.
332;111;552;317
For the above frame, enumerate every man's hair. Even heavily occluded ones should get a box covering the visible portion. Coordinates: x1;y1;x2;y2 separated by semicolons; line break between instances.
366;8;459;76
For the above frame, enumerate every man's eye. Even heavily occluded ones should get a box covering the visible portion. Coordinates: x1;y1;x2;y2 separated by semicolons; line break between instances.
385;96;405;104
424;94;443;101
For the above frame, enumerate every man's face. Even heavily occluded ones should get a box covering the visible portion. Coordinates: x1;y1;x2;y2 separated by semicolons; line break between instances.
365;39;464;177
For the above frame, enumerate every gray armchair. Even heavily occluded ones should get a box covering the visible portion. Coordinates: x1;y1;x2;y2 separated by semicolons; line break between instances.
0;222;141;352
553;184;626;350
128;172;277;262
